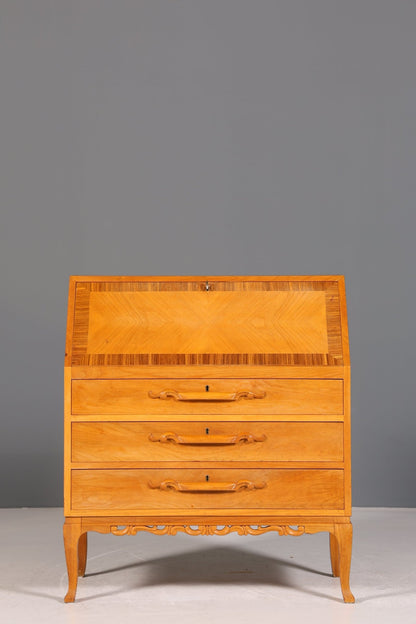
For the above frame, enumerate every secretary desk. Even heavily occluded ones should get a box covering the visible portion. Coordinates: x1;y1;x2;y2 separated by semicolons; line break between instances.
63;275;354;603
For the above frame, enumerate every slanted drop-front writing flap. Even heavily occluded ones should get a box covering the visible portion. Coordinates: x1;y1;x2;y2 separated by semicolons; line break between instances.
69;278;345;366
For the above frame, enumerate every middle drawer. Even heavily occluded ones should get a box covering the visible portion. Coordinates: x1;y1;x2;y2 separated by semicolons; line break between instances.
72;421;344;463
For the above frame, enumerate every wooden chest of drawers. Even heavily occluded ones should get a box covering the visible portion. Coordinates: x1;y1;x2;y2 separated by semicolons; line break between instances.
63;275;354;603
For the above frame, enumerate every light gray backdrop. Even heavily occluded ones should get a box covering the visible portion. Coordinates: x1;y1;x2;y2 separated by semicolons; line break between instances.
1;1;415;507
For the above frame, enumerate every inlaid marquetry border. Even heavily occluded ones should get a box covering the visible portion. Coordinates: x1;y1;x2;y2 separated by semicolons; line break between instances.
71;280;343;366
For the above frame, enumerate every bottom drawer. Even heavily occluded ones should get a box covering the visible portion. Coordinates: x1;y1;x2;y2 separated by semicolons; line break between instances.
71;468;344;511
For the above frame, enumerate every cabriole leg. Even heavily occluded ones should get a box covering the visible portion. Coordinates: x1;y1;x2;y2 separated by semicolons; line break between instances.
329;532;340;577
78;531;88;577
63;520;84;603
334;523;355;603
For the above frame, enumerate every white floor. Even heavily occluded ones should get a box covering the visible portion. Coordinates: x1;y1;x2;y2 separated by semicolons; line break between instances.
0;508;415;623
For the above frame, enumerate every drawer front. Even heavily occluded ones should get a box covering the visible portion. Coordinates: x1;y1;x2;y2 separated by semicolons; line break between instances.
71;468;344;511
72;421;344;463
71;379;343;415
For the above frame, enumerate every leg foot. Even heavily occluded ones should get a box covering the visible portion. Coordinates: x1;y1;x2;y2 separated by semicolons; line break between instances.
78;532;88;577
329;532;340;577
63;520;84;603
334;523;355;603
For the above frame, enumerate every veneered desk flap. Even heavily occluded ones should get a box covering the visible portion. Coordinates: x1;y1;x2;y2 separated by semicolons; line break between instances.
68;277;346;366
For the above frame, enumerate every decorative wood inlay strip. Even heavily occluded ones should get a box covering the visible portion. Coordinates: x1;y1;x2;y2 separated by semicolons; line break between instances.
325;282;343;363
89;281;329;292
71;353;337;366
72;284;91;358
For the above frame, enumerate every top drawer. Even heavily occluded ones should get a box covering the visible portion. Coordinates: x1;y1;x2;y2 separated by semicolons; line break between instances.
71;379;343;415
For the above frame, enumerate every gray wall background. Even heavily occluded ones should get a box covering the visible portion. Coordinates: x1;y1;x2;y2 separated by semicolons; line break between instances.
1;1;415;507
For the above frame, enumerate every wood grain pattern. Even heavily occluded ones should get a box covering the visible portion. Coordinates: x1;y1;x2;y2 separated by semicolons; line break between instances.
343;363;352;515
71;279;344;366
63;520;84;603
70;461;345;470
147;389;266;402
71;378;343;416
71;468;344;511
148;430;268;445
87;290;328;354
71;413;344;423
71;364;345;379
70;507;348;518
63;368;72;516
80;514;351;527
77;532;87;577
148;478;267;493
69;275;345;282
334;522;355;602
71;421;344;463
64;277;76;367
329;531;340;577
64;275;353;604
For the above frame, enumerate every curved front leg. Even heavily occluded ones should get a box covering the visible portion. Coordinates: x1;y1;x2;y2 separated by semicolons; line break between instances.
334;523;355;603
63;520;84;603
78;531;88;577
329;532;340;577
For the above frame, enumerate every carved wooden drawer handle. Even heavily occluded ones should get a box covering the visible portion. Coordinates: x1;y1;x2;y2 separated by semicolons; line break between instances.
148;390;266;402
148;479;266;493
148;432;267;445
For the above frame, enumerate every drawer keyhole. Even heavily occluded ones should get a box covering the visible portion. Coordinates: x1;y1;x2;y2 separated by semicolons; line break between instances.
206;428;209;435
206;475;209;482
205;385;209;392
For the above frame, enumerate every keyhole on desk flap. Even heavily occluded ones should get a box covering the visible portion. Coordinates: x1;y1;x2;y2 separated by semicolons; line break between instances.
206;385;209;392
206;428;209;435
206;475;209;481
